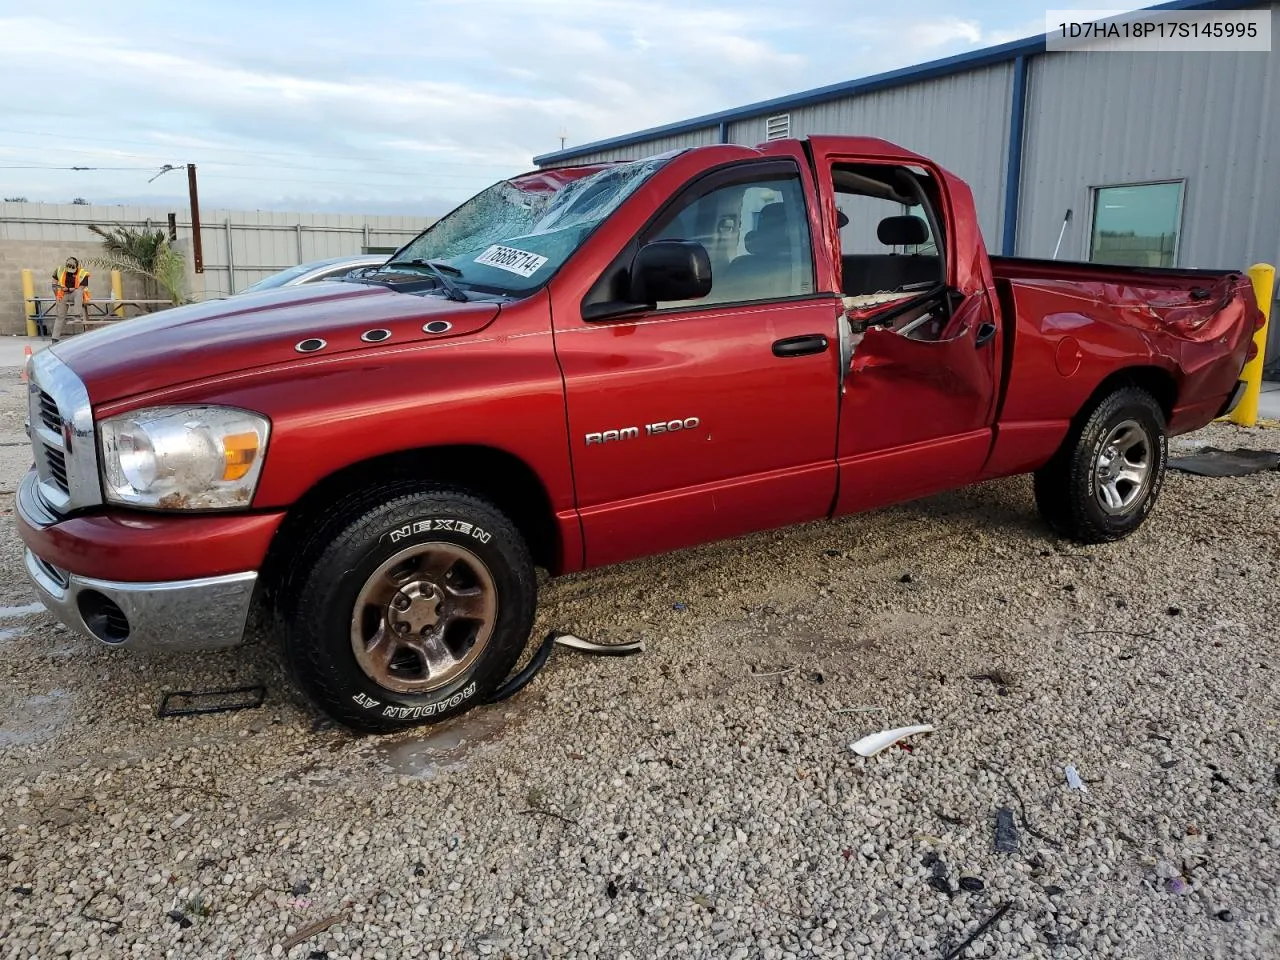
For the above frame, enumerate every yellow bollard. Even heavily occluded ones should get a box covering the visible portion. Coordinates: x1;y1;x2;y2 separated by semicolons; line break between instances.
21;268;37;337
111;269;125;318
1229;263;1275;427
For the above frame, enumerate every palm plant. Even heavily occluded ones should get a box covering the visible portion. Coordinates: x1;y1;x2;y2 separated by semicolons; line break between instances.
87;222;188;305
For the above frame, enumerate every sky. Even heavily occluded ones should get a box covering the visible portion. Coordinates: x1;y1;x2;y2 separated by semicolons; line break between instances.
0;0;1136;215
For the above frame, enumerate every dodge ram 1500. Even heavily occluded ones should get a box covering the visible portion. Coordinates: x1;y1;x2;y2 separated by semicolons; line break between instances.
19;136;1265;729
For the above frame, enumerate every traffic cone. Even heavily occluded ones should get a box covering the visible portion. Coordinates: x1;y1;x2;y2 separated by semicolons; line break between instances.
20;345;32;382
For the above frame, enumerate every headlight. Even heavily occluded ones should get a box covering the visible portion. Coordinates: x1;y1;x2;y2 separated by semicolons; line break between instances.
99;406;270;510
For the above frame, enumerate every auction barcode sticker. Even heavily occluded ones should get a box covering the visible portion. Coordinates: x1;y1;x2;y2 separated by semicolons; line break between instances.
1047;9;1271;51
474;244;549;278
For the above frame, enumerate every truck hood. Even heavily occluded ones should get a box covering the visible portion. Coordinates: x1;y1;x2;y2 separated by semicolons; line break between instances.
53;283;501;405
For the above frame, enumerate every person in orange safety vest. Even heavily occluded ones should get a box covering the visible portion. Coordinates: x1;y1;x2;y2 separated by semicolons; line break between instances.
51;256;91;342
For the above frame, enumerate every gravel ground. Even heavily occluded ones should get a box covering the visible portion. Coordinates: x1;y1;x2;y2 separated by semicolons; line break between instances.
1;362;1278;960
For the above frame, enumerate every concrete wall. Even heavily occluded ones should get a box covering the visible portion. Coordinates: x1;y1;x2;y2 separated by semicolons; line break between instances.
0;202;434;336
0;238;157;336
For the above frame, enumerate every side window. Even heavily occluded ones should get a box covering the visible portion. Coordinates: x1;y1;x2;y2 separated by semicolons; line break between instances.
834;165;944;299
835;197;939;257
647;175;815;308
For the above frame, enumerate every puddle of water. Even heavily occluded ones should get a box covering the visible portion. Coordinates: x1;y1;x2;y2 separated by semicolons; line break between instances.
0;688;74;748
374;705;516;779
0;602;45;619
0;626;25;643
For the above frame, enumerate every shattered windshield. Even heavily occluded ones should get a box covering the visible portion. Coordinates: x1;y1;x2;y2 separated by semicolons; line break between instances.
379;156;669;297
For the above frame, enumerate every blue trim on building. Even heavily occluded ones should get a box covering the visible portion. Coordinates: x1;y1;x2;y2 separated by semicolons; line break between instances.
532;0;1257;166
1000;55;1029;256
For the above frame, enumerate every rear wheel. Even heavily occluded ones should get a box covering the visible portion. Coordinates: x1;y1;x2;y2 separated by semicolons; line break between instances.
1033;386;1168;543
279;488;536;731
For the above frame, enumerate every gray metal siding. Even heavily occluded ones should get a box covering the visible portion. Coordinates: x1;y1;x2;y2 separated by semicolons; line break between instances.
726;64;1016;249
539;66;1015;249
538;127;722;167
1017;8;1280;272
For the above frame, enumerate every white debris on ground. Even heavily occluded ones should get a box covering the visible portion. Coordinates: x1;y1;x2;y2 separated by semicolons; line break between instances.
1;362;1278;959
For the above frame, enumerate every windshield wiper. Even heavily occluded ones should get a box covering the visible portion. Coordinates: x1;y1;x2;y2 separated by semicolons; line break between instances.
381;259;468;302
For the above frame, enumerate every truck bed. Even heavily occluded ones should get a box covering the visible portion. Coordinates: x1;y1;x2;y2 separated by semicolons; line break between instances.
989;256;1247;340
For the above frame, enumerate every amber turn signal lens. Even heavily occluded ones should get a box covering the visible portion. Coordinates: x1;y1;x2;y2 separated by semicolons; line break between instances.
222;432;260;481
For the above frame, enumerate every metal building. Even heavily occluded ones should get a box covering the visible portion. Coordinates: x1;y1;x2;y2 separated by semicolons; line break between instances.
533;0;1280;369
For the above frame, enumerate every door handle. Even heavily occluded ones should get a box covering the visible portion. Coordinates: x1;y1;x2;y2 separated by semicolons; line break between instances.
975;322;997;347
772;334;829;358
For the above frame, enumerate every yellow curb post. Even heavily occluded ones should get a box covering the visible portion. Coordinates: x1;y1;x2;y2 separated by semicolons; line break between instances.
111;269;125;317
1229;263;1275;428
21;268;37;336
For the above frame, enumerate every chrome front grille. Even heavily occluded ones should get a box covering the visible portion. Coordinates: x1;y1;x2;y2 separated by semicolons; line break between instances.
28;550;69;589
37;390;61;433
45;446;69;491
26;351;101;515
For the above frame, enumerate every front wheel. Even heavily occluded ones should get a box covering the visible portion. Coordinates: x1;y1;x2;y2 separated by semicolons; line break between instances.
1033;386;1168;543
280;488;536;731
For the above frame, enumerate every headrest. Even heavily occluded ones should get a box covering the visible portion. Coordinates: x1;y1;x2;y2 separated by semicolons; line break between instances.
744;203;791;256
756;203;788;233
877;215;929;247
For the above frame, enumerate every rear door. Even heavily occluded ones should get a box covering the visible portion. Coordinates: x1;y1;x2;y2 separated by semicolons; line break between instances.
550;158;843;567
817;150;1002;513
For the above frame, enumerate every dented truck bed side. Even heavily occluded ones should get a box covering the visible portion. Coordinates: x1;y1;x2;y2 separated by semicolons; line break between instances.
981;256;1259;478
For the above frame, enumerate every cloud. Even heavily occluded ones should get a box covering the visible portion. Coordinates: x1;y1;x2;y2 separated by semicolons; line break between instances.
0;1;1041;211
910;17;986;48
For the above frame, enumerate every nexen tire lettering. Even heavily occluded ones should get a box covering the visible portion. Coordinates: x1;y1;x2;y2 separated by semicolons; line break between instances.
387;519;492;544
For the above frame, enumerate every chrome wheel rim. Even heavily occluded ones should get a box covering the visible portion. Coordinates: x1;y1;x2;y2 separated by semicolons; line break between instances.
349;542;497;694
1094;419;1152;515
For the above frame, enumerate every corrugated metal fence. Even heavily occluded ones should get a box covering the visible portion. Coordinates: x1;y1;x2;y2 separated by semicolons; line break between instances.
1;201;433;333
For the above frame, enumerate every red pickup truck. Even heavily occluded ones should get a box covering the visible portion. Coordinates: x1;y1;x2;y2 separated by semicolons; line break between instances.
19;136;1263;730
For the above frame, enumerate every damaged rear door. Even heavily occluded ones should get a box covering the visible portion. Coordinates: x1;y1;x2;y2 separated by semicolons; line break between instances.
809;142;1004;513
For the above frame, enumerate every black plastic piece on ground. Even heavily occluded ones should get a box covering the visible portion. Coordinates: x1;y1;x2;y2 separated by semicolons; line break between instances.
1168;447;1280;477
486;631;558;704
943;902;1012;960
994;807;1019;853
486;631;644;705
157;685;266;718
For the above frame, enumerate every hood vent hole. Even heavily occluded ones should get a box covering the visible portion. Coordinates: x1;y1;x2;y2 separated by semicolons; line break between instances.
295;338;327;353
423;320;453;335
361;328;392;343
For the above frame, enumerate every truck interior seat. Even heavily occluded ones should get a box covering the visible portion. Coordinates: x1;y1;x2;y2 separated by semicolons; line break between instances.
841;215;940;296
719;203;795;299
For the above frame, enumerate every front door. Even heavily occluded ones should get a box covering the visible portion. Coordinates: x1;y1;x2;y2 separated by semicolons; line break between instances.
551;160;842;567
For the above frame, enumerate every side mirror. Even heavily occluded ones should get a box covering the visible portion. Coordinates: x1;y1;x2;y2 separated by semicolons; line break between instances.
628;240;712;305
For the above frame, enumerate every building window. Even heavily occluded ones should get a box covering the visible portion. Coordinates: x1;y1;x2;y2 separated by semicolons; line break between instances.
765;114;791;141
1089;181;1184;268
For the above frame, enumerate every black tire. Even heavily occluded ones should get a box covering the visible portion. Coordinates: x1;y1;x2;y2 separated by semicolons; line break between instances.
279;487;535;732
1033;386;1168;544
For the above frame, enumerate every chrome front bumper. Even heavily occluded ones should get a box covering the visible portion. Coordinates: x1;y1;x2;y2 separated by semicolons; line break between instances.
18;473;258;652
24;549;257;652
